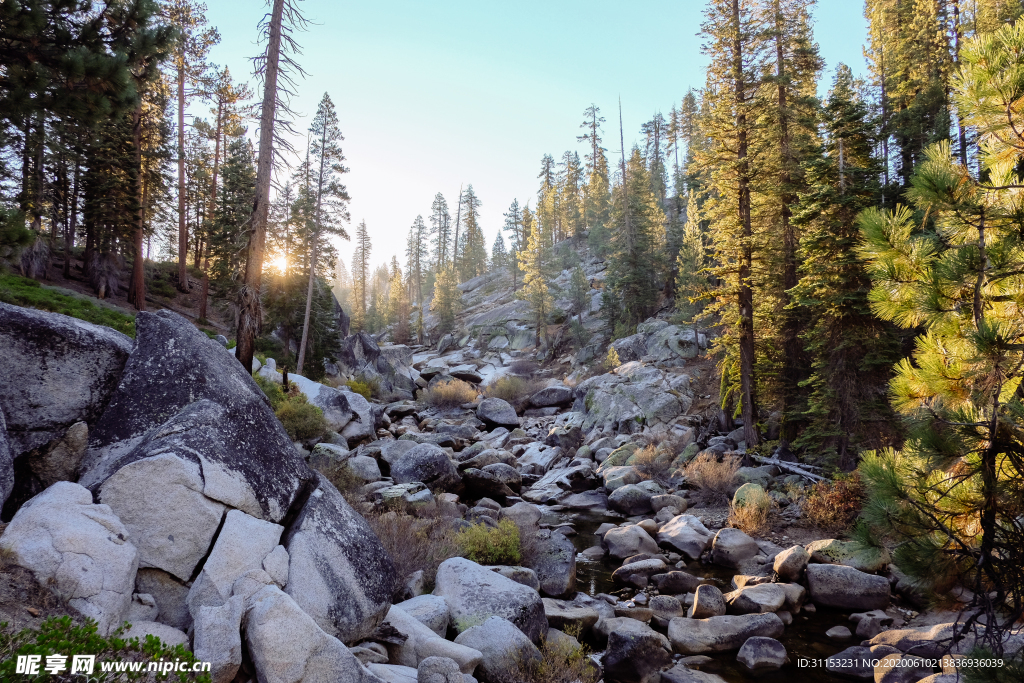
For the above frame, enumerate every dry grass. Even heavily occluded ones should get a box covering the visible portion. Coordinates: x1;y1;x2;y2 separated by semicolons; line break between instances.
633;445;672;486
493;624;599;683
420;379;478;409
363;508;459;600
728;486;775;535
483;375;544;409
804;472;865;532
683;452;740;505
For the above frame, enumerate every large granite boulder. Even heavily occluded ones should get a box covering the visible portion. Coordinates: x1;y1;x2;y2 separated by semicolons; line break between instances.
667;614;785;654
601;619;672;683
79;310;312;523
806;564;890;610
477;398;520;429
382;604;482;674
574;363;693;434
283;473;396;643
709;528;759;568
0;303;133;458
531;530;576;598
433;557;546;643
0;481;138;634
391;443;461;493
453;616;541;682
657;515;714;561
0;411;12;507
244;584;384;683
605;525;659;559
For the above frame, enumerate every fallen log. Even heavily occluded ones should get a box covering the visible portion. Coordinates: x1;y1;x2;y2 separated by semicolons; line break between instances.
750;454;827;483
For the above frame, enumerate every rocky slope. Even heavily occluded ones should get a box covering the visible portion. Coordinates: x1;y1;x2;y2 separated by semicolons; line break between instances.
0;244;1018;683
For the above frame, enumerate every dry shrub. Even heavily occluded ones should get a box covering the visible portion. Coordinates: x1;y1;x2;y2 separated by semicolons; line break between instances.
633;445;671;486
683;452;740;505
363;508;458;599
493;624;599;683
509;359;539;376
483;375;543;409
421;379;478;409
804;472;865;532
728;487;775;535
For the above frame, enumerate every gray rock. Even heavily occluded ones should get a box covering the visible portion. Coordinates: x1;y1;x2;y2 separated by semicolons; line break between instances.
193;594;245;683
498;502;542;528
244;584;384;683
868;623;962;658
283;472;397;643
825;645;881;679
392;443;461;493
689;585;727;619
127;593;158;623
382;440;419;467
461;468;514;501
433;557;546;642
806;564;890;611
612;559;668;589
532;530;576;598
79;310;310;524
417;656;463;683
398;594;450;637
263;545;290;587
736;636;787;670
0;481;137;635
653;571;704;595
667;614;785;654
187;509;283;615
723;584;786;615
605;525;659;560
609;484;655;515
453;616;541;682
649;595;683;627
602;620;672;683
772;545;810;582
383;604;483;674
476;398;520;429
29;420;89;490
529;385;574;408
0;411;12;507
517;443;563;476
709;528;759;568
0;303;132;458
100;453;226;582
827;625;853;640
542;598;600;633
135;568;191;631
487;566;540;591
660;664;729;683
368;664;418;683
850;609;894;639
657;515;714;561
651;494;687;513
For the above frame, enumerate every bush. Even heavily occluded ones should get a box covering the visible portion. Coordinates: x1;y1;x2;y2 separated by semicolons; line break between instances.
253;374;286;410
483;375;542;408
493;625;599;683
804;472;865;532
683;452;740;505
420;379;478;409
633;445;672;486
344;376;379;401
455;519;522;565
0;272;136;337
728;486;775;535
363;509;458;600
275;394;328;442
0;615;211;682
605;345;621;371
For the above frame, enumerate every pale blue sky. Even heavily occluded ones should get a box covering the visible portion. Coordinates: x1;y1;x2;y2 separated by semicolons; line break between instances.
201;0;869;270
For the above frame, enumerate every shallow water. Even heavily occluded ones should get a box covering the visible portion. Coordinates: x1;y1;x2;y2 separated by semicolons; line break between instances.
539;506;867;683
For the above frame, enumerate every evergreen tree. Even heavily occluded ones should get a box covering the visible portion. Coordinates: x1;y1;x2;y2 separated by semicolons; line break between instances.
406;214;429;342
297;92;350;375
502;199;524;291
578;104;611;234
559;150;584;238
352;219;371;331
857;21;1024;646
430;265;461;336
456;184;486;281
207;136;255;285
491;232;508;270
429;192;452;270
675;190;709;320
518;214;553;347
641;112;669;203
790;64;899;468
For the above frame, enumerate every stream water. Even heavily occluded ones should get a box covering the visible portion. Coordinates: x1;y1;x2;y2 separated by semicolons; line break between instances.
539;507;861;683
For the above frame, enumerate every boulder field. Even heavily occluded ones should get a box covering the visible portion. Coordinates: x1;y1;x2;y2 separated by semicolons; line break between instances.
0;300;1009;683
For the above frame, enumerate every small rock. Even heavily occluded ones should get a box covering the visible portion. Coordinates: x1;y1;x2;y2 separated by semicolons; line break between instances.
826;625;853;640
736;636;787;670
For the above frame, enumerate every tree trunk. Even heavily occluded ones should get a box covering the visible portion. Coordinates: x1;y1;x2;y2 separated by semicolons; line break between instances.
177;59;189;292
235;0;285;374
298;122;329;375
64;155;79;279
129;103;147;311
733;0;759;452
198;273;209;320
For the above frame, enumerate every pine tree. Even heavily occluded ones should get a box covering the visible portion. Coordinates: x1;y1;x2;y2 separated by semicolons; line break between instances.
297;92;350;375
406;214;429;342
456;184;486;281
578;104;611;235
352;220;371;331
518;214;553;347
789;64;899;468
559;151;584;238
857;22;1024;645
502;199;524;291
491;232;508;270
641;112;669;203
430;265;461;336
207;136;255;285
675;190;709;320
429;192;452;270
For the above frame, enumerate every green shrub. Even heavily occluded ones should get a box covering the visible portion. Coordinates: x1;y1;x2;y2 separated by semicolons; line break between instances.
0;273;136;337
0;615;211;682
455;519;522;565
344;376;378;400
254;374;287;410
275;394;327;442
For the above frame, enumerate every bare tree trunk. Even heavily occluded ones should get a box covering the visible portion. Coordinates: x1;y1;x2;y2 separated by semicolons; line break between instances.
236;0;285;374
129;103;147;311
64;155;79;279
733;0;759;453
177;59;189;292
452;184;462;275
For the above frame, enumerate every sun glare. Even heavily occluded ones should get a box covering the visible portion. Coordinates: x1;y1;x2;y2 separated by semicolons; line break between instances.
270;254;288;274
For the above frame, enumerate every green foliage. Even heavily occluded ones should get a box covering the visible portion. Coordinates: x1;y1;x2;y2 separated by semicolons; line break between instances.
0;273;136;337
962;649;1024;683
344;376;379;401
363;509;458;600
455;519;522;566
430;266;462;336
253;374;287;410
605;346;621;371
274;393;328;442
0;616;210;682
